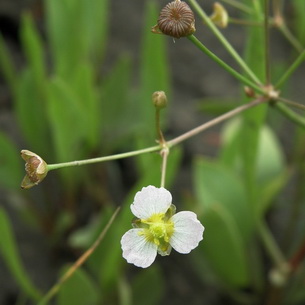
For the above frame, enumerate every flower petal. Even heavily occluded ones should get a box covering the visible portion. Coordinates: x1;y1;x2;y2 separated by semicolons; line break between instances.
170;211;204;254
131;185;172;219
121;228;158;268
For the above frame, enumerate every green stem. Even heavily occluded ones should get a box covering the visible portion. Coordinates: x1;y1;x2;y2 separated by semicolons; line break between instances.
188;0;262;85
272;0;281;18
155;108;165;145
46;98;268;172
160;146;169;188
264;0;271;84
258;220;287;269
187;35;263;93
47;146;160;171
220;0;253;14
278;23;303;53
272;102;305;129
229;18;262;27
275;48;305;89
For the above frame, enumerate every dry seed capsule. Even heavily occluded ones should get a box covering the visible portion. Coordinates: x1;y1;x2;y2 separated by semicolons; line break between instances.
157;0;195;38
20;150;48;189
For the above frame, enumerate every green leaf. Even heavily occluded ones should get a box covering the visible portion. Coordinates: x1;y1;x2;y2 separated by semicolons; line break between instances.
46;77;87;163
0;207;41;301
256;125;284;185
198;204;249;287
15;69;50;156
194;157;253;240
222;120;285;185
132;265;165;305
46;77;93;186
258;170;290;216
138;1;171;120
57;266;99;305
293;0;305;46
0;33;17;93
198;98;241;116
239;2;267;204
100;55;134;150
193;157;253;286
46;0;109;76
0;133;23;189
69;63;100;150
221;121;287;215
220;118;242;168
46;0;86;76
118;276;132;305
134;0;171;173
20;13;46;88
80;0;109;62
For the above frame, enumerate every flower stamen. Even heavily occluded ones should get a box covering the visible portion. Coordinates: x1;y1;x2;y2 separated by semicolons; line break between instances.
140;213;174;245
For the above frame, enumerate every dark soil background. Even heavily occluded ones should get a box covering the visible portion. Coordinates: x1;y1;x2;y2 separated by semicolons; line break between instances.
1;0;305;304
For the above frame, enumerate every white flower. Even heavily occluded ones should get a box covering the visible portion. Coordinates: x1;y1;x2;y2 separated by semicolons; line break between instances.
121;185;204;268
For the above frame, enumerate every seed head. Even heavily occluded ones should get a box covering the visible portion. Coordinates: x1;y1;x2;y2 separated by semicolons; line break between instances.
153;0;195;39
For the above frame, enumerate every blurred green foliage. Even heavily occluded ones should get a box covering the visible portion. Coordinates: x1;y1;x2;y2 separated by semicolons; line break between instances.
0;0;175;303
0;0;305;305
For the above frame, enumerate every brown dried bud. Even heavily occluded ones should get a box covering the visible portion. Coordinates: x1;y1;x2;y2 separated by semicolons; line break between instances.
152;91;168;109
21;150;48;189
153;0;195;39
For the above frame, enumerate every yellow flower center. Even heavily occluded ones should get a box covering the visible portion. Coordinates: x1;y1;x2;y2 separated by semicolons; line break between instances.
139;213;174;246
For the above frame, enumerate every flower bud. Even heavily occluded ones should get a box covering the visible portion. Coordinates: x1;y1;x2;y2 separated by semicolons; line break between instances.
210;2;228;29
152;91;168;109
244;86;256;98
21;150;48;189
152;0;195;39
269;264;290;287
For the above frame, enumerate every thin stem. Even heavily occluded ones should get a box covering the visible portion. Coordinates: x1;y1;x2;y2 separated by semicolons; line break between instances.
278;23;303;53
45;98;268;173
289;235;305;272
189;0;262;85
276;97;305;111
155;108;165;145
258;220;287;269
272;102;305;129
220;0;253;14
187;35;264;94
168;97;268;147
45;98;305;173
271;0;303;52
264;0;271;84
47;146;160;171
275;48;305;89
272;0;283;16
160;146;169;188
229;18;262;27
38;207;120;305
260;216;290;305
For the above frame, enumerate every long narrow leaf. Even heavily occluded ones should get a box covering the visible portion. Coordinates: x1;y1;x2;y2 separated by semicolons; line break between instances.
0;133;23;189
0;34;17;93
136;0;170;173
0;208;41;301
